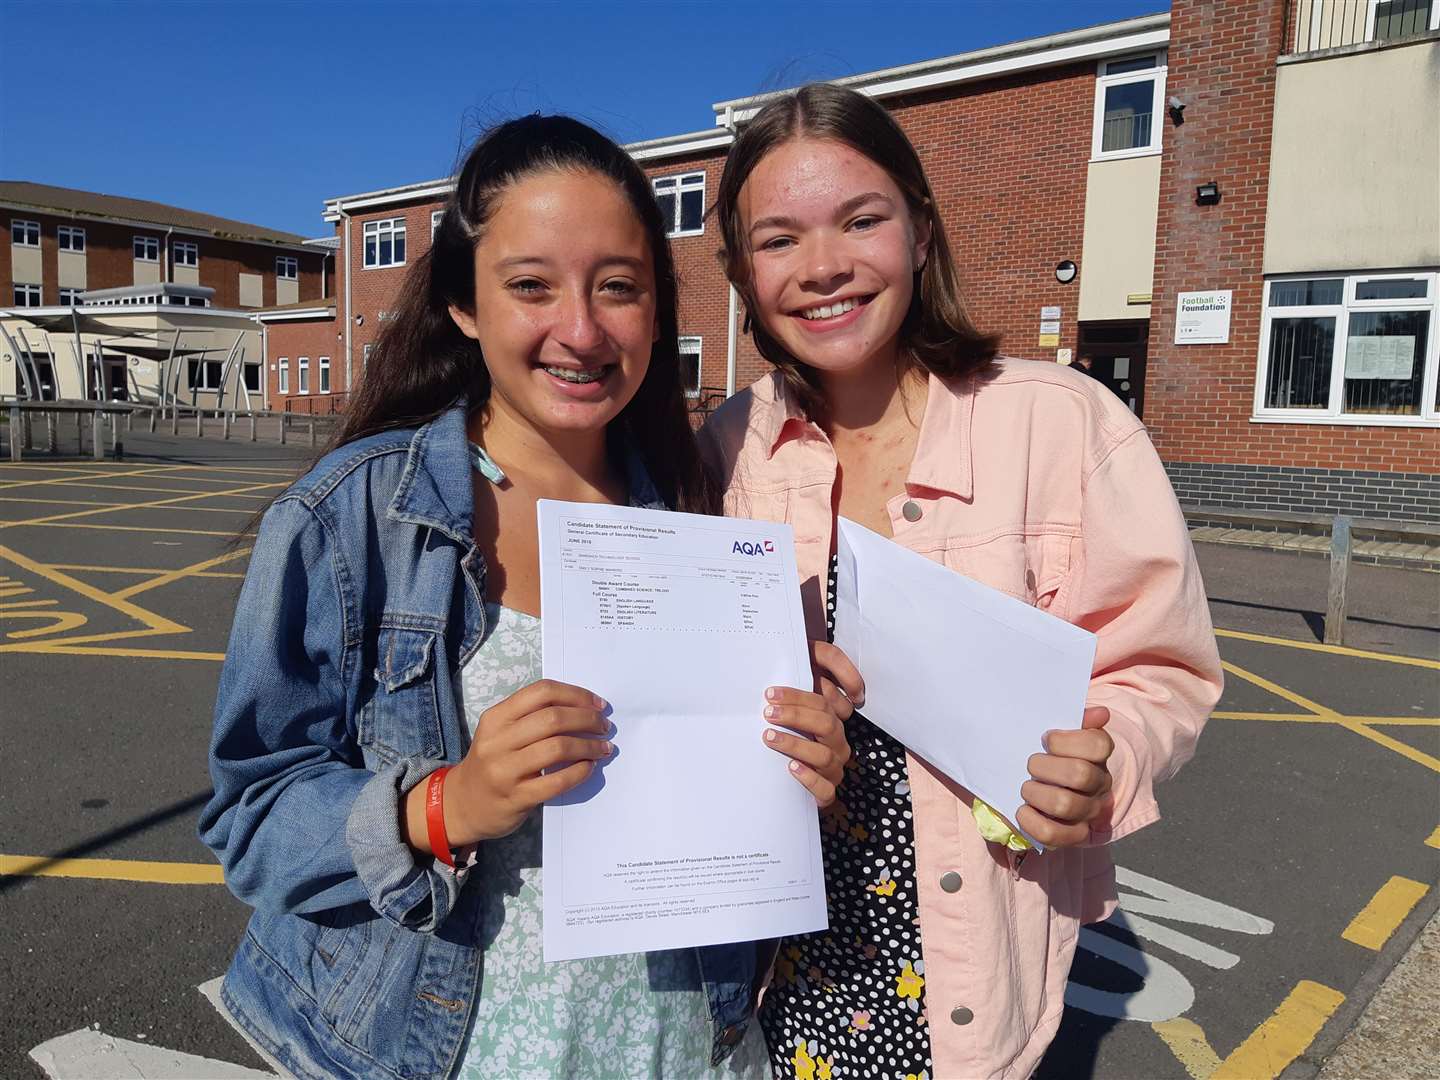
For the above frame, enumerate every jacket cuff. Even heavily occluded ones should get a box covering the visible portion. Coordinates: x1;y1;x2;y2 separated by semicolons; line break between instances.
345;756;467;932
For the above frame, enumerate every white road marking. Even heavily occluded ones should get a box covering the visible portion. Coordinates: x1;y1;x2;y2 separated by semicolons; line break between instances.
28;1028;275;1079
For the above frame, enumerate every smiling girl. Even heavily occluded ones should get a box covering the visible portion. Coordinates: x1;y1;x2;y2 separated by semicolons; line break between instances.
200;116;852;1080
700;84;1223;1080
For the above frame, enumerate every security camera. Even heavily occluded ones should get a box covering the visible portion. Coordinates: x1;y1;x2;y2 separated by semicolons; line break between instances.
1168;95;1184;110
1167;96;1186;125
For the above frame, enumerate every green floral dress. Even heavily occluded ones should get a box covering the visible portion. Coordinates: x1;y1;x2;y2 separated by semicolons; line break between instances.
453;603;769;1080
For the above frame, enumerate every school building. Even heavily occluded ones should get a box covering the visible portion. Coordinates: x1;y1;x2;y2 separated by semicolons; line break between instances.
227;1;1440;522
0;181;332;408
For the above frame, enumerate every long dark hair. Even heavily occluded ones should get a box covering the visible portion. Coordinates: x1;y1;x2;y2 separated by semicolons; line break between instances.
715;83;999;416
334;114;715;513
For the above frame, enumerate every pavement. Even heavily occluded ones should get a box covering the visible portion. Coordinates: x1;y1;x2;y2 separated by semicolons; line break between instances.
0;445;1436;1080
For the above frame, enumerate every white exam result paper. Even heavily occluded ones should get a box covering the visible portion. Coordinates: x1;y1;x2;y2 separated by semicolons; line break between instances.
831;517;1097;851
537;500;827;962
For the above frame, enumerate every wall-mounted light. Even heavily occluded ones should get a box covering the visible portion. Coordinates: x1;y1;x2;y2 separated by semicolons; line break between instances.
1195;181;1221;206
1055;260;1078;285
354;314;364;326
1167;95;1186;125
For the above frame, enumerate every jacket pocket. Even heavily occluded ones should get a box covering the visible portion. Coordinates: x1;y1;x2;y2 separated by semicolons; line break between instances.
942;531;1074;611
358;626;444;761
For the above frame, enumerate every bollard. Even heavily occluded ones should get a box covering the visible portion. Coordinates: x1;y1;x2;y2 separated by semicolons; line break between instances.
309;415;317;448
196;410;204;438
76;411;84;451
7;405;20;462
149;407;157;433
112;413;123;460
279;415;286;445
92;410;103;461
171;407;179;435
23;410;33;451
46;412;56;454
1324;515;1352;646
223;412;232;440
249;413;257;442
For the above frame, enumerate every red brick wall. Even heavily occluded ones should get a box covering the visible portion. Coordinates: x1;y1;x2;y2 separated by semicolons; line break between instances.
265;315;343;412
1145;0;1438;472
343;199;441;392
1;211;323;309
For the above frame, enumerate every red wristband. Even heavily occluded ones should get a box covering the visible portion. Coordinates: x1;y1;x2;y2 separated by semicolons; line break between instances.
425;767;455;868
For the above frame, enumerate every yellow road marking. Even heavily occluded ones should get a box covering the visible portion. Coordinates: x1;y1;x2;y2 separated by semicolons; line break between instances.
0;495;253;515
1215;627;1440;670
4;643;227;660
1210;980;1345;1080
0;854;224;885
0;609;88;638
44;562;245;579
11;480;273;498
0;467;166;492
1426;826;1440;849
1222;661;1440;773
0;479;277;531
112;547;251;600
1341;876;1430;950
2;521;255;537
1152;1018;1221;1079
1212;711;1439;726
0;543;187;635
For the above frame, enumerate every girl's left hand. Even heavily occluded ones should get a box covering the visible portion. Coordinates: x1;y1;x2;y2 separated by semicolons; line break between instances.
1017;705;1114;849
762;681;852;808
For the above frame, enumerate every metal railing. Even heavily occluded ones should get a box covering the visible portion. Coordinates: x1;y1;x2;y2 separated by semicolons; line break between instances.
1288;0;1437;55
283;391;351;417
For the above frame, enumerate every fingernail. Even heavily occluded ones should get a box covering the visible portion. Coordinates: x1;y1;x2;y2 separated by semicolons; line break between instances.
593;694;607;710
764;704;780;719
764;728;779;743
602;741;614;756
789;760;803;773
765;687;780;701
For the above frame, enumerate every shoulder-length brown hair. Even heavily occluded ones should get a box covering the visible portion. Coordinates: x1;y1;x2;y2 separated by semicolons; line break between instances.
714;82;999;416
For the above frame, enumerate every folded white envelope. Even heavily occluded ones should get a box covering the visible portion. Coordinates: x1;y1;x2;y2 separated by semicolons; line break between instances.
831;517;1097;851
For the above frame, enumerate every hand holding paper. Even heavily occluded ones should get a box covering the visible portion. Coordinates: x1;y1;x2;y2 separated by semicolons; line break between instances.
1017;704;1114;849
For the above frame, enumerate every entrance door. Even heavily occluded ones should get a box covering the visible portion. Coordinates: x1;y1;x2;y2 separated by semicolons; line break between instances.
105;360;129;401
1075;320;1149;416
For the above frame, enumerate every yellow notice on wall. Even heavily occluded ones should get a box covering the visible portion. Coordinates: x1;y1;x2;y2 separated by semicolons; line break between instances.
1038;333;1060;347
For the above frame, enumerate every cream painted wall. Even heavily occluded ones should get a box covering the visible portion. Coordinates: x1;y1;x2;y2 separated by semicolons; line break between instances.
1078;153;1160;321
133;260;162;286
173;265;200;287
57;251;87;288
238;273;263;308
1266;40;1440;273
276;278;299;306
11;246;42;285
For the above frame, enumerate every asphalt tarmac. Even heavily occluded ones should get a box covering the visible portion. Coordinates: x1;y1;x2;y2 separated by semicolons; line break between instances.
1;452;1435;1080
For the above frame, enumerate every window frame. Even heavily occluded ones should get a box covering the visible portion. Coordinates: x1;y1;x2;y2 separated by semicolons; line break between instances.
1253;270;1440;426
1091;51;1168;162
133;235;160;262
13;283;43;307
298;355;310;394
173;240;199;268
362;217;407;269
243;362;261;394
187;358;225;392
652;171;706;238
11;219;40;247
318;355;331;394
57;225;86;252
58;287;82;306
278;357;290;395
276;255;298;280
1365;0;1440;41
431;209;443;240
678;335;703;397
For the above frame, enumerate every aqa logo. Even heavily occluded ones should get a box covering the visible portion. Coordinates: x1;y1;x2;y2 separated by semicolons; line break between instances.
732;539;775;557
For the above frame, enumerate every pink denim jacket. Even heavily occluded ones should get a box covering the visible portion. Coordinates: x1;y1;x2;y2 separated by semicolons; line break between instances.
700;358;1223;1079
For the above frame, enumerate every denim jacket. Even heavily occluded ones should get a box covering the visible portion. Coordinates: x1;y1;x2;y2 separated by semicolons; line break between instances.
200;404;758;1080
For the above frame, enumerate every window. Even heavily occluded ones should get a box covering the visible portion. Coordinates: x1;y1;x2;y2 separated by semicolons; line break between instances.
431;210;443;239
243;363;261;393
319;355;331;393
1092;53;1167;159
298;356;310;394
362;343;373;372
12;283;42;307
653;172;705;236
11;219;39;246
276;255;298;280
1256;272;1439;423
58;225;86;252
59;287;82;306
278;357;290;394
678;336;702;395
187;359;224;391
189;295;208;307
362;218;406;268
173;240;198;267
1373;0;1437;41
134;235;159;261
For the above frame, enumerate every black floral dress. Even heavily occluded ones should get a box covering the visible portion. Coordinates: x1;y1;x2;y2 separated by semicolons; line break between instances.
758;559;933;1080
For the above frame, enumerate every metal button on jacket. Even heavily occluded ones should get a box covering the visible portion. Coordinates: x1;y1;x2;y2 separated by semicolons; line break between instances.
901;499;923;522
950;1006;975;1026
939;870;962;893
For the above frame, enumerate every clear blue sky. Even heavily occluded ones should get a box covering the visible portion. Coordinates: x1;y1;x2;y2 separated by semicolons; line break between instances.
1;0;1164;238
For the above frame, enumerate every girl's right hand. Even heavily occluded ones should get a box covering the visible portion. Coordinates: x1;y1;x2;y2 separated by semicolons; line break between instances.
444;679;613;845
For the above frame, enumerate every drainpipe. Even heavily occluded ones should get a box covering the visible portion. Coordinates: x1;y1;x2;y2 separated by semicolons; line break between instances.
341;206;353;395
163;227;173;284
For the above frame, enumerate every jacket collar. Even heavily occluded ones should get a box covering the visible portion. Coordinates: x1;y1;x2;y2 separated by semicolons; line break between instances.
760;369;975;501
388;402;671;543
